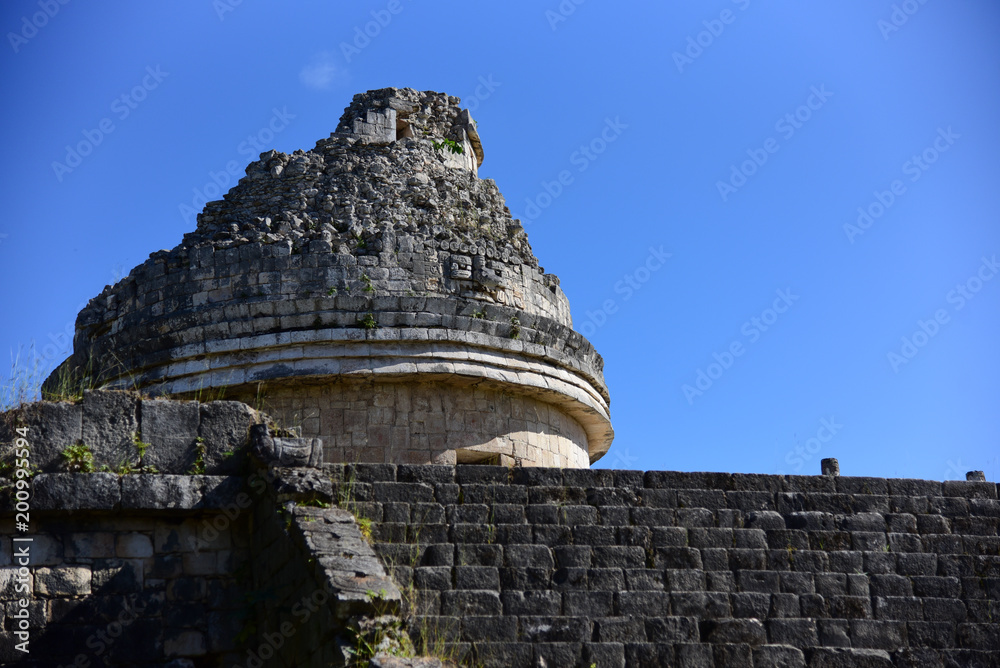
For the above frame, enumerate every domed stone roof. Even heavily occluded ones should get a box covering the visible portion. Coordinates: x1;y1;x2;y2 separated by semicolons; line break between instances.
47;88;613;467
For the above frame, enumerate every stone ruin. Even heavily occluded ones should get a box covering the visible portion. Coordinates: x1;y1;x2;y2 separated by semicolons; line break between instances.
46;87;613;471
0;89;996;667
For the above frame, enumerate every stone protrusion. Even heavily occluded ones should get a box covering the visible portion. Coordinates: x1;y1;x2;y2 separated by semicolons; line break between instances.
821;458;840;477
966;470;986;481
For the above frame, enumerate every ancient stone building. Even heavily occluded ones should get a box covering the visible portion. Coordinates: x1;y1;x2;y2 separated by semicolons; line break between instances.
2;89;996;667
46;87;612;470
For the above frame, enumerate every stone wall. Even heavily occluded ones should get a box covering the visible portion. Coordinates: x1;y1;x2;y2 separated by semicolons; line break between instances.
0;393;410;667
344;464;1000;667
250;379;590;468
0;474;252;665
4;393;997;666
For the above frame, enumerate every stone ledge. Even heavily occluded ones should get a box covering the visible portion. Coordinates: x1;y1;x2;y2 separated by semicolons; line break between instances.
6;473;245;512
0;391;263;475
321;464;996;499
121;474;244;509
30;472;121;510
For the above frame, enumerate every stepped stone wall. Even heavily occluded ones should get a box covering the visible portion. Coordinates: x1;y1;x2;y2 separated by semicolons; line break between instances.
1;393;998;666
349;464;1000;668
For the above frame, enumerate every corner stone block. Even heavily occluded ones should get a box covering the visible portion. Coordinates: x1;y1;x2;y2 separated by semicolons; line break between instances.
17;400;82;472
81;390;139;470
140;398;200;473
198;400;261;474
33;566;92;597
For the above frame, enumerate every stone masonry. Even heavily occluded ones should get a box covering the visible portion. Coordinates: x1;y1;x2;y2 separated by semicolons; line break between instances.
1;392;404;666
45;87;612;470
8;85;997;666
1;392;998;666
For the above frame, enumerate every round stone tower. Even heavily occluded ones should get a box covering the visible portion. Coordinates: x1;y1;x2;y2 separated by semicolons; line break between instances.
46;88;613;468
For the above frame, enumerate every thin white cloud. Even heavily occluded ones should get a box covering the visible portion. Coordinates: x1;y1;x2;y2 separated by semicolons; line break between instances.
299;53;344;90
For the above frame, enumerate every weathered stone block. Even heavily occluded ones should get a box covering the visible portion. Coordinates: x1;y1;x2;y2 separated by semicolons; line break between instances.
502;590;561;616
198;400;260;473
675;642;714;668
14;401;82;472
140;399;200;473
850;619;907;650
616;591;669;617
440;590;501;616
713;643;753;668
34;566;91;597
65;532;116;559
81;390;139;469
0;567;32;600
116;533;153;558
806;647;893;668
32;472;120;510
906;620;955;648
671;592;730;618
92;558;143;594
732;592;770;618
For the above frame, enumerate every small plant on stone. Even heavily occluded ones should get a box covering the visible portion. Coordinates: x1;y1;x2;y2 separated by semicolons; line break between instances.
326;286;337;296
471;310;484;319
360;273;375;294
132;433;160;473
431;138;464;155
101;459;135;476
355;235;367;249
297;498;332;509
357;516;373;540
358;312;378;330
348;600;412;663
188;436;207;475
61;442;94;473
509;316;521;340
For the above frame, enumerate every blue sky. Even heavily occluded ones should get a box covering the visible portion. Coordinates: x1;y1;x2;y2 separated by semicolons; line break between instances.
1;1;998;481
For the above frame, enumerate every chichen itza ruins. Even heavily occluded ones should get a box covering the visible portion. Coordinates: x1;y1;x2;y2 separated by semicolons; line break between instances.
1;89;997;667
